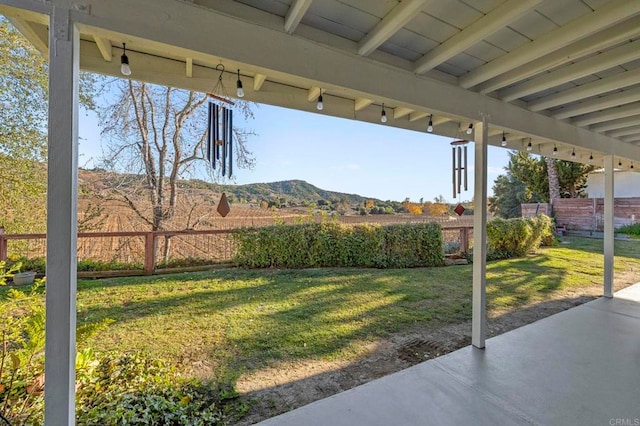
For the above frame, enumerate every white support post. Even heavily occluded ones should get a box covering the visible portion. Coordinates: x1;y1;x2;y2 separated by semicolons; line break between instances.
472;117;489;349
603;155;615;298
44;5;79;425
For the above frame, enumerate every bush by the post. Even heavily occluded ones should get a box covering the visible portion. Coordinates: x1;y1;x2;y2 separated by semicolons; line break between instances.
486;214;554;260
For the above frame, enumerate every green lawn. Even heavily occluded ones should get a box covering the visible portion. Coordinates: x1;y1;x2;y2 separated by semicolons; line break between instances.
66;236;640;385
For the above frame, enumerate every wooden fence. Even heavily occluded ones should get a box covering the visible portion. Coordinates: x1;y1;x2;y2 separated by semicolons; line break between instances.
0;229;235;275
521;197;640;231
0;224;473;277
520;203;551;217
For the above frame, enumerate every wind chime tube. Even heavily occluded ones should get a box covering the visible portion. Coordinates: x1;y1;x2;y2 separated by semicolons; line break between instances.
228;109;233;177
463;145;468;191
212;104;218;169
206;103;212;162
457;146;462;195
213;104;218;164
215;105;221;162
222;107;227;177
452;146;457;199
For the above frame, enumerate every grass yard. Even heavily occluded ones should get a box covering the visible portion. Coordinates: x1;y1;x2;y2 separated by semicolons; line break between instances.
2;236;639;423
73;237;640;382
77;265;472;380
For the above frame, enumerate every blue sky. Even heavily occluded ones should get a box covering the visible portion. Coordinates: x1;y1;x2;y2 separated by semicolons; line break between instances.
78;103;509;203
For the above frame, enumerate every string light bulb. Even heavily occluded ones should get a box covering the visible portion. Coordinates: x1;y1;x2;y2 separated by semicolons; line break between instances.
526;140;532;152
631;163;634;170
619;160;622;167
571;149;576;159
427;114;433;133
553;145;558;156
236;69;244;98
501;132;507;147
316;92;324;111
466;123;473;135
588;153;593;163
380;104;387;123
120;43;131;76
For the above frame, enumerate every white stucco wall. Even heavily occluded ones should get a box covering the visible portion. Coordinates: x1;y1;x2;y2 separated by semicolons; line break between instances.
587;170;640;198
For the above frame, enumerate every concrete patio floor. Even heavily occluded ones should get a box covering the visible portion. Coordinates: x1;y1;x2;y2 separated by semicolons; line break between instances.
259;284;640;426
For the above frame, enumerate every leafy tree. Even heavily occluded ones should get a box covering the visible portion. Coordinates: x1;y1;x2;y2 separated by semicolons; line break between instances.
0;19;96;233
508;152;548;200
402;200;423;215
507;151;593;202
491;151;594;218
557;160;592;198
490;174;538;218
423;202;448;216
0;19;48;233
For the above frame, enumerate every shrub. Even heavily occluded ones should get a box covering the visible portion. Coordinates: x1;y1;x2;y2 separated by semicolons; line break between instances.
617;223;640;238
0;280;241;425
0;281;115;425
77;259;143;272
443;241;461;255
383;224;444;268
12;257;45;274
4;257;144;274
232;222;444;269
0;279;47;425
76;353;244;426
157;257;215;269
486;214;554;259
342;224;386;267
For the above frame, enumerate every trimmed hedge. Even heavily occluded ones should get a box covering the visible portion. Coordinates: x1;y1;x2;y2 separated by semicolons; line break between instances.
486;214;554;259
232;222;444;269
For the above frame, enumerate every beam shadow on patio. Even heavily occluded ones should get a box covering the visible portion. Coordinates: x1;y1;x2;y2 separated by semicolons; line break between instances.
259;284;640;426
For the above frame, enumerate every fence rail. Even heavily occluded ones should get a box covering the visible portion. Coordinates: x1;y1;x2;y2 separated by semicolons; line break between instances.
0;224;472;277
521;197;640;231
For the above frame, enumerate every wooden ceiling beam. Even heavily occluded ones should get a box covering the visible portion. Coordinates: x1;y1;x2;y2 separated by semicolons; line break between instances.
460;0;640;89
358;0;432;56
414;0;541;74
284;0;312;34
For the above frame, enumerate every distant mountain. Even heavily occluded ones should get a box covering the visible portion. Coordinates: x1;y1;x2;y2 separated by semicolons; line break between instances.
185;179;381;206
76;170;422;232
79;169;383;208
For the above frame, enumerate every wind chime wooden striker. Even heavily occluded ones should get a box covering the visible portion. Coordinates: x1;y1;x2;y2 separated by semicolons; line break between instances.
451;139;469;199
207;64;235;217
206;64;235;179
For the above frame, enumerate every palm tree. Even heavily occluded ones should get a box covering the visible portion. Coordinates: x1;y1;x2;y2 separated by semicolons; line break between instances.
544;157;561;203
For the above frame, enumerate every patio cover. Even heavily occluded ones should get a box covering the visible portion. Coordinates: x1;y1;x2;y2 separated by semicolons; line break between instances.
1;0;639;423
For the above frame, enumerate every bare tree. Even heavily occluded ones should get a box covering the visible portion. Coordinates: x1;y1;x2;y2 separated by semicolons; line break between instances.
98;80;254;259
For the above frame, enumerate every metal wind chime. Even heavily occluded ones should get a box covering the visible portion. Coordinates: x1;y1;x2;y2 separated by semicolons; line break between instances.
451;139;469;199
206;64;234;179
206;64;238;218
